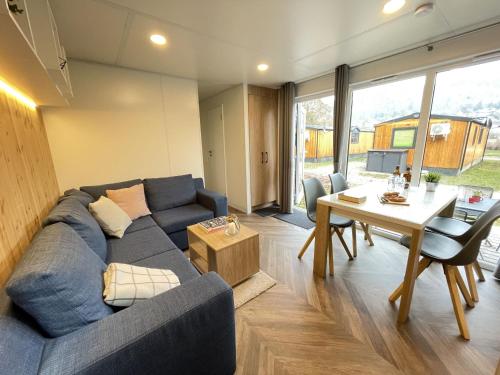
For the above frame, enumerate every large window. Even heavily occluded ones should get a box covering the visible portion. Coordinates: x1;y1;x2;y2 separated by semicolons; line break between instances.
346;76;426;186
391;127;417;148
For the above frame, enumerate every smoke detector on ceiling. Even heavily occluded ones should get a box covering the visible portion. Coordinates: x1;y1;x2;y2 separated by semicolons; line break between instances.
414;2;434;17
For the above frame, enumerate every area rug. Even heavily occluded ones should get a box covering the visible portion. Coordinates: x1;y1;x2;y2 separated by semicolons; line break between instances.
253;205;281;217
233;270;276;308
274;209;315;230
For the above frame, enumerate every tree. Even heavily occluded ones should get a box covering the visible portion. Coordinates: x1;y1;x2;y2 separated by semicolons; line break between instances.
301;99;333;127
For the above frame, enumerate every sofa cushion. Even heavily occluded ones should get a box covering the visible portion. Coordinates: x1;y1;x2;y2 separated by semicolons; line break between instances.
106;226;178;264
58;189;95;207
125;215;157;234
152;204;214;234
80;179;142;200
0;317;45;375
106;183;151;220
193;177;204;190
133;249;199;283
43;198;107;261
144;174;196;211
89;197;132;239
167;230;189;250
6;223;113;337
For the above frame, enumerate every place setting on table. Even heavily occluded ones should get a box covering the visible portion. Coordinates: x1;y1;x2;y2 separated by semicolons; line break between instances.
313;166;459;325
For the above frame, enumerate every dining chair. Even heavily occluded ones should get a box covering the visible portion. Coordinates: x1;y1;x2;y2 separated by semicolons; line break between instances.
329;173;374;247
298;178;355;275
390;201;500;340
426;200;499;301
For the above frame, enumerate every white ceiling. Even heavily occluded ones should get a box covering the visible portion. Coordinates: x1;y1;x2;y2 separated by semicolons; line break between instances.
50;0;500;99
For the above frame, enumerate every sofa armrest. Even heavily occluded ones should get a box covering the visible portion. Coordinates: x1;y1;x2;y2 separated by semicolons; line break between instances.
39;273;236;375
197;188;228;217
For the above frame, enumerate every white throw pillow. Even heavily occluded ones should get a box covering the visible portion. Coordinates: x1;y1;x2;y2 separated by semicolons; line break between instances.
89;196;132;238
103;263;180;307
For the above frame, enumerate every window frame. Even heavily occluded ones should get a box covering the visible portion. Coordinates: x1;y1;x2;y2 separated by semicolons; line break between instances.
350;128;360;144
391;127;417;149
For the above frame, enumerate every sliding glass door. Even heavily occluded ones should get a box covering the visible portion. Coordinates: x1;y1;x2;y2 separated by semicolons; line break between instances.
420;59;500;268
294;94;334;207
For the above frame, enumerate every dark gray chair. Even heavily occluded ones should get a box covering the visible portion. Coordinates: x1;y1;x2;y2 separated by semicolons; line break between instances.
426;206;498;301
329;173;374;247
390;201;500;340
298;178;355;275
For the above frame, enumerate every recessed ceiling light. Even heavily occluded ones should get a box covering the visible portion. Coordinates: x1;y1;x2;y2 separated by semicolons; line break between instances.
150;34;167;46
383;0;405;14
257;63;269;72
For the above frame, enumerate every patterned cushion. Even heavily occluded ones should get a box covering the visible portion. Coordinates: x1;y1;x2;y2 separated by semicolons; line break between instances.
43;198;107;261
6;223;113;337
103;263;180;307
144;174;196;211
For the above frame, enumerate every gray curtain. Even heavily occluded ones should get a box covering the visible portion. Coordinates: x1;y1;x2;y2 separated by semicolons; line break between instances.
333;64;350;173
279;82;296;213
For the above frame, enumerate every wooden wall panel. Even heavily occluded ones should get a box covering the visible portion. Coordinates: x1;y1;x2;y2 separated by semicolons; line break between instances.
0;91;59;286
349;132;374;155
373;118;483;170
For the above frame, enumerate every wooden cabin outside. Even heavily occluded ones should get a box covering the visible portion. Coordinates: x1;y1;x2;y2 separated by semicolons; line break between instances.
305;125;374;161
349;127;374;155
372;113;491;175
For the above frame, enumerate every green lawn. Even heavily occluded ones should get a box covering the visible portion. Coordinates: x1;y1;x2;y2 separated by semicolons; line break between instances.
304;161;333;170
485;149;500;158
436;160;500;192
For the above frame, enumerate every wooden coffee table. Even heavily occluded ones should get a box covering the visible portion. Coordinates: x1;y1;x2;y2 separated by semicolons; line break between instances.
187;223;260;286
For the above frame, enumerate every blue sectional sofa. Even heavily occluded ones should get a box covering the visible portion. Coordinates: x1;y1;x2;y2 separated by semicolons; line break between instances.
0;174;235;375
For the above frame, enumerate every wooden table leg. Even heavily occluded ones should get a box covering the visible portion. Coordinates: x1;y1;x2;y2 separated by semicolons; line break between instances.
313;202;330;278
397;228;424;323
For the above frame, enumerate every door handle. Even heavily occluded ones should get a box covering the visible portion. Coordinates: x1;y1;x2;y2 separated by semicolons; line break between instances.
261;152;264;164
265;152;269;163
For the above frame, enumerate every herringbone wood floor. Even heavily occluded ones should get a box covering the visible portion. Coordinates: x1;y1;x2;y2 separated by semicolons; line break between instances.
235;213;500;375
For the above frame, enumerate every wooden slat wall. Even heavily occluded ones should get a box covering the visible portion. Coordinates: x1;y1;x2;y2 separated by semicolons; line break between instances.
0;90;59;286
305;129;374;159
462;122;489;170
349;132;374;155
373;118;478;170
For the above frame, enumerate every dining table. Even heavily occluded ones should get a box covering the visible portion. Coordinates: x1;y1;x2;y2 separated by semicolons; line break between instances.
313;181;458;324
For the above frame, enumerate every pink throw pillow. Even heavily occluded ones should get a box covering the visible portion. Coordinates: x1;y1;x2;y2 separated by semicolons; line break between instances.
106;184;151;220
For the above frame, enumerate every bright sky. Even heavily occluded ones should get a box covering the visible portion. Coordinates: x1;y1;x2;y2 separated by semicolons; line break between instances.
350;59;500;129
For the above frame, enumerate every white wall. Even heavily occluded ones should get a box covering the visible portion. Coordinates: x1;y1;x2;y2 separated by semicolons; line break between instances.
43;60;204;192
199;85;251;213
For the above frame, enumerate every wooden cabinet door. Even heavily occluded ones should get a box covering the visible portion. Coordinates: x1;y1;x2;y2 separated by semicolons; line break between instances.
249;87;278;207
249;94;266;206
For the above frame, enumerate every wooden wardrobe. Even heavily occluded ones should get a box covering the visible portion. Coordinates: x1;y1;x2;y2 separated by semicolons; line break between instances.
248;85;279;208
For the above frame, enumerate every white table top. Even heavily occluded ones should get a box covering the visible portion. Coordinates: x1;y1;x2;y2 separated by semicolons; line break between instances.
318;182;458;231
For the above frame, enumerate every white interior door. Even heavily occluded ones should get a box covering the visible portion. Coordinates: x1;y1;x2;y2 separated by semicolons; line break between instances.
202;106;227;195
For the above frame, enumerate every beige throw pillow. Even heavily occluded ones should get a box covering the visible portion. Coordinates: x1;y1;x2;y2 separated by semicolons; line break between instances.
103;263;180;307
89;196;132;238
106;183;151;220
